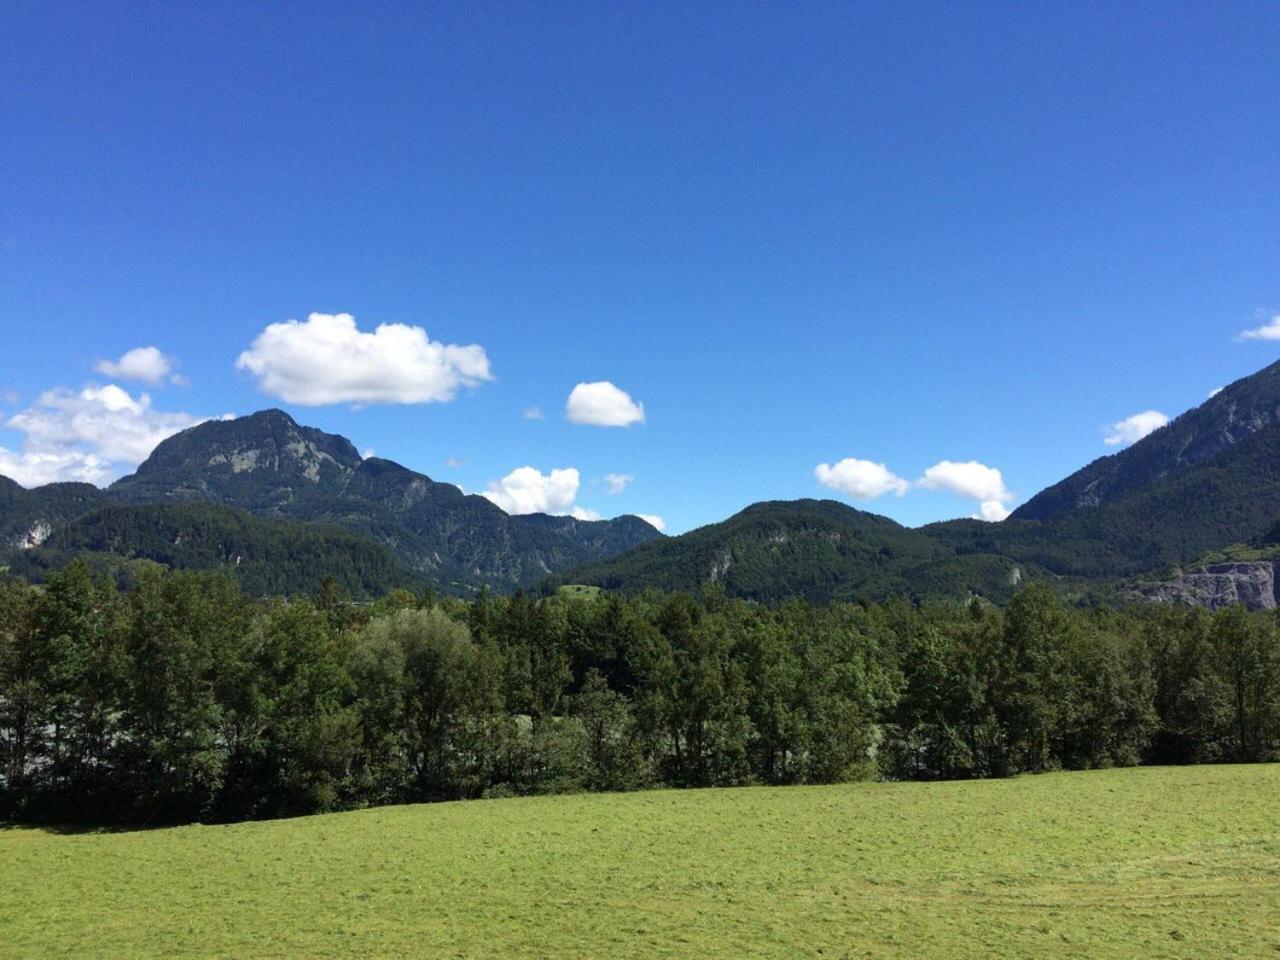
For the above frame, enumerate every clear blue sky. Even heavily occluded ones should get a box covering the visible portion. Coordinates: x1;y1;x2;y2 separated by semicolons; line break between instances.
2;2;1278;532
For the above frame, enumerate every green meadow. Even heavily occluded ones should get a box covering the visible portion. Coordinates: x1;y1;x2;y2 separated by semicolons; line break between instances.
2;765;1277;959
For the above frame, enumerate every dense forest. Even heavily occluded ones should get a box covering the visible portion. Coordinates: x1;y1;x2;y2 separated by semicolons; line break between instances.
2;560;1277;825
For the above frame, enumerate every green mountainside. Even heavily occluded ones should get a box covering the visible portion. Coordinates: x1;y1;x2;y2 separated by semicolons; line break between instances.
1012;359;1280;521
566;360;1280;605
558;499;1035;605
7;502;413;598
8;357;1280;605
1;409;661;594
0;478;109;550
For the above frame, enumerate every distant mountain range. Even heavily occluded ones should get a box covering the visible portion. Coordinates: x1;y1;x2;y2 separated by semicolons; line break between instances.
2;409;661;595
564;359;1280;606
6;359;1280;606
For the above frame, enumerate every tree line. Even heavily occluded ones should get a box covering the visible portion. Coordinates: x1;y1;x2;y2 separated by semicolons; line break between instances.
2;560;1277;825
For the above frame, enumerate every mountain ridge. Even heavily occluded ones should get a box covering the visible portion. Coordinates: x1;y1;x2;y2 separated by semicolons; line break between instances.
2;409;662;593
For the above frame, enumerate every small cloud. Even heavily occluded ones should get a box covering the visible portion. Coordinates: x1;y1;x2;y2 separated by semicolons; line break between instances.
603;472;634;495
815;458;908;500
1208;386;1224;399
1237;311;1280;341
918;460;1012;503
482;465;583;516
918;460;1014;522
445;456;464;468
362;447;376;459
236;312;492;406
565;381;645;427
975;500;1011;522
636;513;667;532
1103;410;1169;447
522;406;545;421
95;346;181;385
2;389;18;405
571;506;603;521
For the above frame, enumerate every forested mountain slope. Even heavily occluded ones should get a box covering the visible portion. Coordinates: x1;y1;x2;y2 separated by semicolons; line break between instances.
1;409;661;594
1012;359;1280;521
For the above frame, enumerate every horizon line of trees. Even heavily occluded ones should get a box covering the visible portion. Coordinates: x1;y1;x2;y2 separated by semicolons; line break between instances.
2;559;1278;825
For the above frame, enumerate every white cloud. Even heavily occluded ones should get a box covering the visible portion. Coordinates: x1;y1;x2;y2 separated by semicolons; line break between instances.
814;458;908;500
362;447;376;459
565;381;645;427
976;500;1011;522
483;466;583;516
636;513;667;532
1208;386;1224;399
94;346;181;385
522;406;545;420
236;312;492;406
0;448;112;488
445;457;463;468
1103;410;1169;447
1237;312;1280;341
918;460;1011;503
0;384;208;487
570;506;603;521
917;460;1014;522
603;472;634;495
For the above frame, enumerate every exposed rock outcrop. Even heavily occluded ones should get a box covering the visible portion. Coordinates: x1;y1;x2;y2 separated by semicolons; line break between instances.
1133;561;1279;611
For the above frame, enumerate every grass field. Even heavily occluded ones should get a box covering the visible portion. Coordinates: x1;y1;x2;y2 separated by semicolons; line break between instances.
2;765;1278;959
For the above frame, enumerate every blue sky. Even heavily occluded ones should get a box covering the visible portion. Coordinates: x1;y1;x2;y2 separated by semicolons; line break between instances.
2;2;1278;533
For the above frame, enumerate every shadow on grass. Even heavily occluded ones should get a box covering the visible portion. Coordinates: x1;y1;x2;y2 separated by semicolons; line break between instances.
0;818;189;835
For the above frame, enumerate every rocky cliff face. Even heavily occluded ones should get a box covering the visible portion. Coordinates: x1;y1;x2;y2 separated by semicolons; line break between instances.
1133;561;1279;611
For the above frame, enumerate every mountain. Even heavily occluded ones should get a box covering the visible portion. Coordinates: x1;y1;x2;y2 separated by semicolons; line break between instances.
0;479;109;551
560;499;1032;605
8;502;414;598
0;408;653;593
567;359;1280;606
9;358;1280;607
1012;360;1280;521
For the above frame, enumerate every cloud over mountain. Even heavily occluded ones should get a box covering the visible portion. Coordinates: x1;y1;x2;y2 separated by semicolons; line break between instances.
1103;410;1169;447
814;458;909;499
0;384;209;487
918;459;1014;522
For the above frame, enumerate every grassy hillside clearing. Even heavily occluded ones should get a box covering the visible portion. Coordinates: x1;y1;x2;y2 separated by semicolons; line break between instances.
2;765;1277;959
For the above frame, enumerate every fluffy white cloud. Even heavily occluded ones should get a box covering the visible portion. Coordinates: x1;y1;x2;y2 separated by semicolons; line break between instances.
483;466;583;516
814;458;908;500
1237;313;1280;341
94;346;180;385
636;513;667;532
917;460;1014;522
918;460;1011;503
236;312;492;406
976;500;1012;522
1208;386;1224;399
0;384;209;487
603;472;634;495
1103;410;1169;447
565;381;645;427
